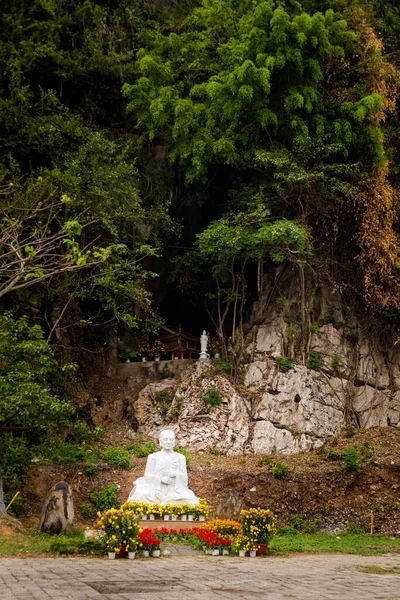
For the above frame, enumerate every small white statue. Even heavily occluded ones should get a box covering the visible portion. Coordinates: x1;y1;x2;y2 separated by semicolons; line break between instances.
199;330;208;360
127;430;199;506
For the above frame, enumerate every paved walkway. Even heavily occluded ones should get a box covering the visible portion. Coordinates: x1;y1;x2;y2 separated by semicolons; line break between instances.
0;553;399;600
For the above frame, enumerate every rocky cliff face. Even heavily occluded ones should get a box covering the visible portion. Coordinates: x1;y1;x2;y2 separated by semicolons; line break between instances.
128;267;400;454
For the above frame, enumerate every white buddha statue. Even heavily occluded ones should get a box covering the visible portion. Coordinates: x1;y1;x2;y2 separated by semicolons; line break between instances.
127;430;199;506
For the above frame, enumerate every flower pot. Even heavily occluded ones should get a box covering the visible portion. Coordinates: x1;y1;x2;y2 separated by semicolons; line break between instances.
188;515;194;522
171;515;177;521
199;515;205;522
222;549;229;556
128;552;136;560
256;543;268;556
249;550;257;558
181;515;187;521
142;550;150;557
238;550;245;558
155;357;160;362
212;549;220;556
149;514;155;521
152;550;160;557
164;514;171;521
141;357;147;362
108;552;116;560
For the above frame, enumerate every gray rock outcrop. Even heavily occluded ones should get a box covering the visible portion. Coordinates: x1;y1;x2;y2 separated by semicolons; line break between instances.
129;269;400;455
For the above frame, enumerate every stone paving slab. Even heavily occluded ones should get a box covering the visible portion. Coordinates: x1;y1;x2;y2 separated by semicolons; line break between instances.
0;554;399;600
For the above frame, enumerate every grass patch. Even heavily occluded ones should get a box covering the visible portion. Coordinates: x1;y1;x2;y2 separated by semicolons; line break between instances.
0;528;104;557
270;533;400;555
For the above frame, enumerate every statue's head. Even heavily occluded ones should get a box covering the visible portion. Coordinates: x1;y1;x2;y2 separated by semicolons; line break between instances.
159;429;176;450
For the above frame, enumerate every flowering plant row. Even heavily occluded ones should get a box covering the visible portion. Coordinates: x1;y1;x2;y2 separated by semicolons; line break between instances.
137;340;166;358
120;498;209;519
202;518;241;537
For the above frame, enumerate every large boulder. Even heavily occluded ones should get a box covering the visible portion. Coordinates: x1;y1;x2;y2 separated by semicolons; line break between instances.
40;481;74;535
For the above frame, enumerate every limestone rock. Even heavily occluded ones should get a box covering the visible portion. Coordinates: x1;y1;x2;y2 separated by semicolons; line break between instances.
133;379;177;428
356;337;390;389
352;385;399;428
168;362;250;455
310;325;354;378
252;366;345;438
40;481;74;535
252;420;317;454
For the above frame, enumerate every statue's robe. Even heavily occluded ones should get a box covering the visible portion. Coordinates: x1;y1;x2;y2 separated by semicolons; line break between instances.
128;451;199;506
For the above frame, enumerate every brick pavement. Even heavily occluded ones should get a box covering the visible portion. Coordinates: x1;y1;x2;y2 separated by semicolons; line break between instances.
0;553;399;600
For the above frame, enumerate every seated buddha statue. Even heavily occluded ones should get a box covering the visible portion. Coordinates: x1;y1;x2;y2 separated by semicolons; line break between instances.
127;429;199;506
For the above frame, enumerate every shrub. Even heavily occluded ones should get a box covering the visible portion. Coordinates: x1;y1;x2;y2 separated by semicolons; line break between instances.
272;462;288;478
342;521;365;535
327;448;340;461
175;447;191;468
154;389;175;417
359;442;376;466
48;442;91;465
343;447;361;472
291;514;304;531
201;386;223;407
276;296;289;310
307;351;321;371
275;356;294;372
85;462;98;476
213;358;232;375
345;426;356;438
310;322;320;334
126;438;156;457
89;484;120;511
102;447;132;470
80;502;95;519
331;354;341;371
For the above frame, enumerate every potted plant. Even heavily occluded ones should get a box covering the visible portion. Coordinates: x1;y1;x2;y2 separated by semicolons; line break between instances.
192;497;209;521
138;341;150;362
207;336;222;358
232;534;258;557
240;508;275;555
117;348;137;363
150;340;165;361
94;507;141;559
138;528;160;557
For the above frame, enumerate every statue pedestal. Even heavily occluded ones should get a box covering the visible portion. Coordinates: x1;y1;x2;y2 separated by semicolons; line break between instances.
199;352;209;361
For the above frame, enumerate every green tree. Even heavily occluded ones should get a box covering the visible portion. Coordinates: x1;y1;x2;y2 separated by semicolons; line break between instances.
124;0;400;321
0;0;171;340
0;314;74;516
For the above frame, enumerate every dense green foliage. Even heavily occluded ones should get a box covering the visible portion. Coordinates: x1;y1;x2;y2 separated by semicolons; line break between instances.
0;314;74;513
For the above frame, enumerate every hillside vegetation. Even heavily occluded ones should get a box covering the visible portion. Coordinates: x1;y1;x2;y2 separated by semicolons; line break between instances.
1;0;400;517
